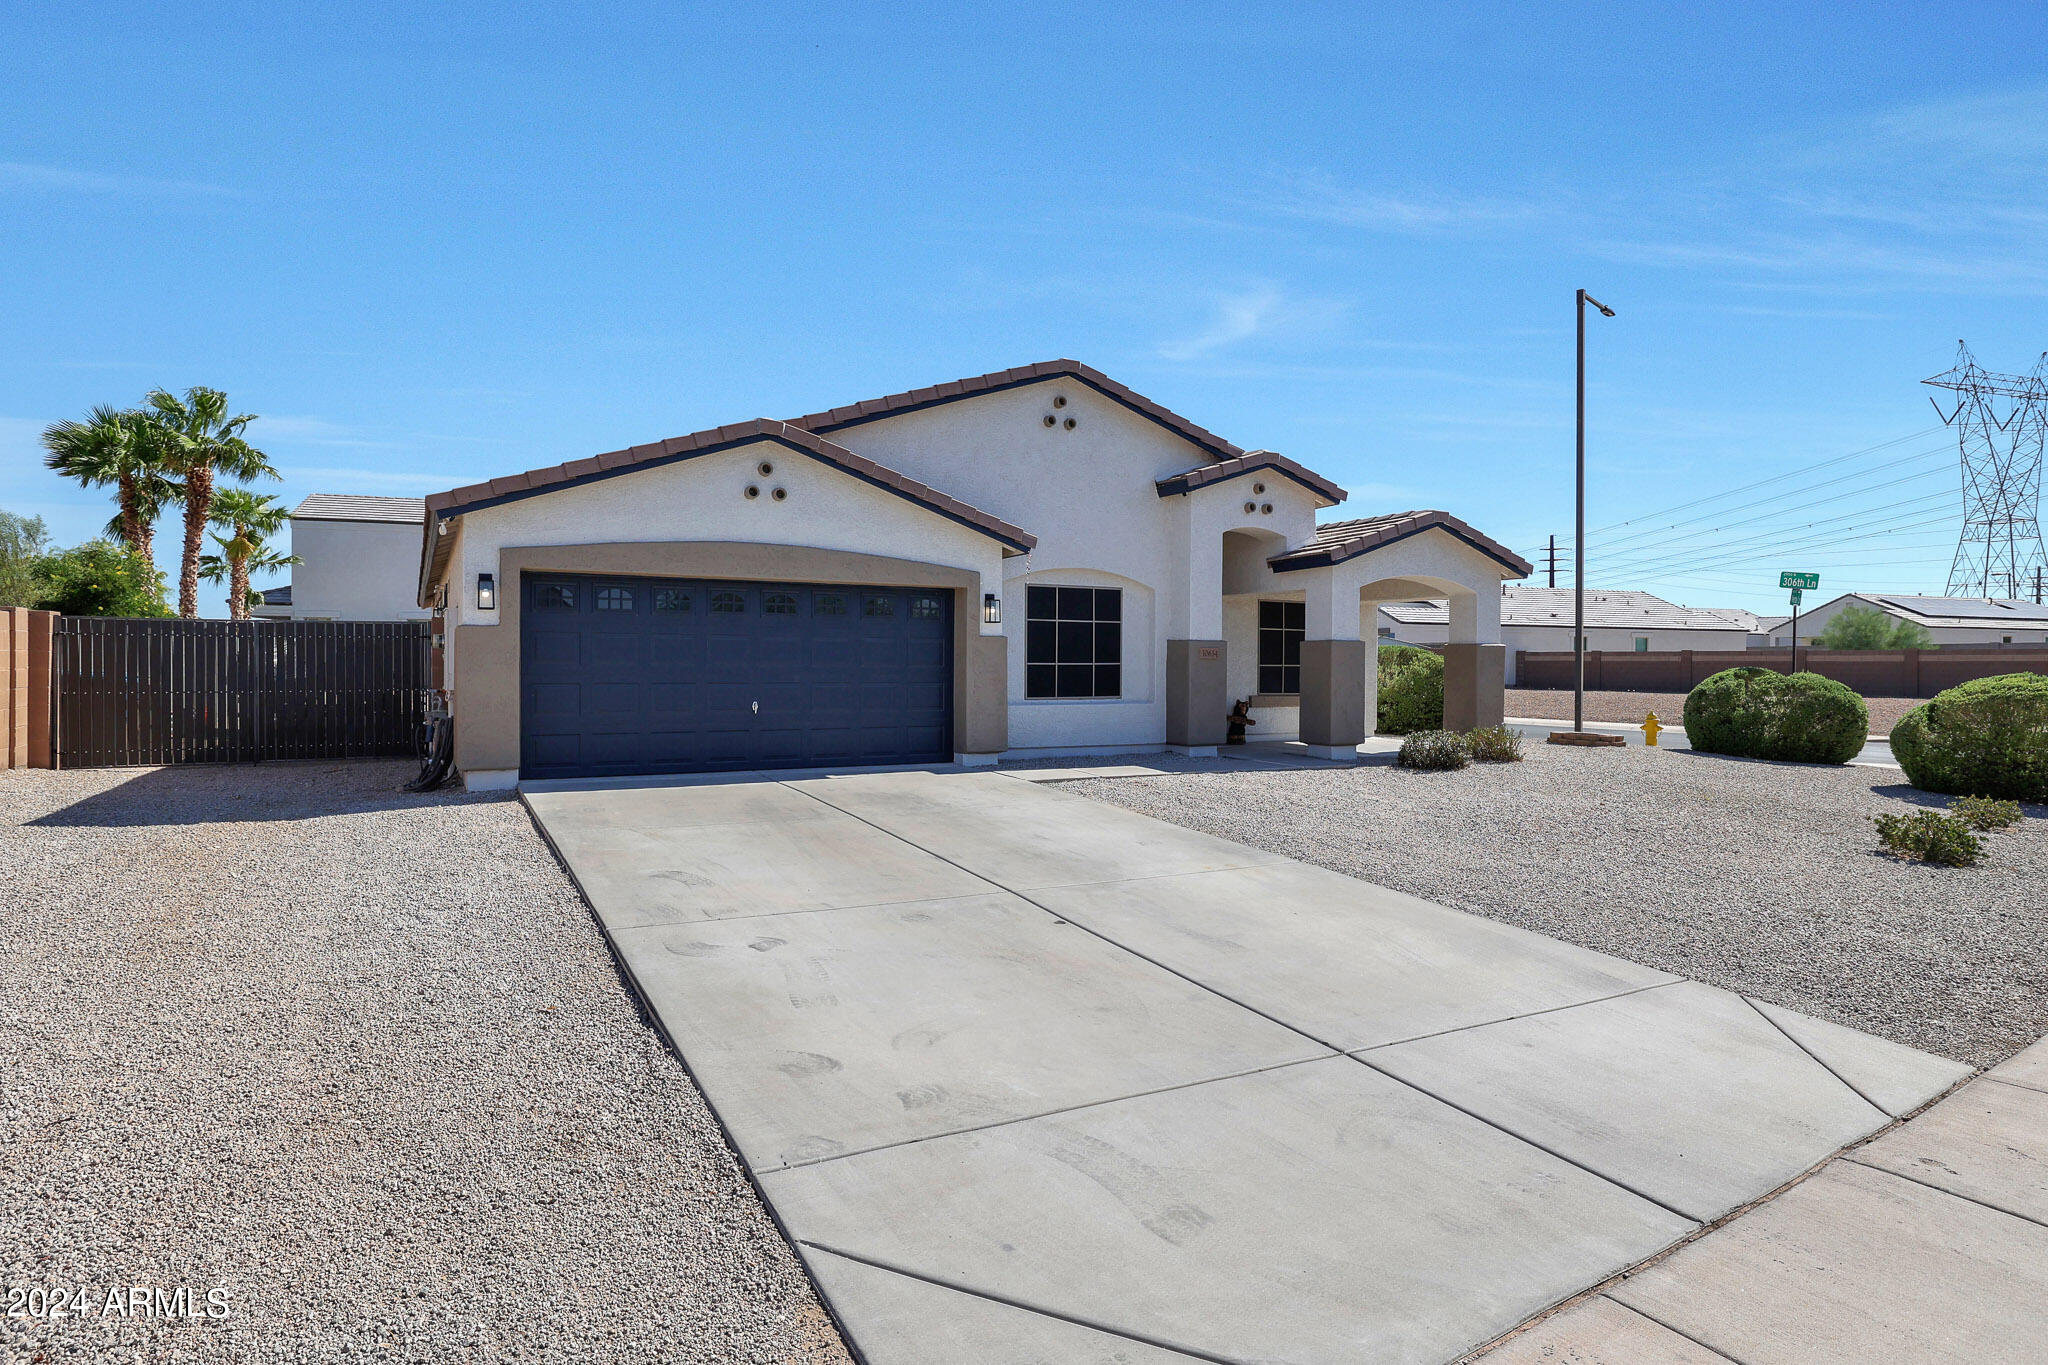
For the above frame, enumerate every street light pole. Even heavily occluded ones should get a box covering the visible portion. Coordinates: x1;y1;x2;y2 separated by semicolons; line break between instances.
1574;288;1615;735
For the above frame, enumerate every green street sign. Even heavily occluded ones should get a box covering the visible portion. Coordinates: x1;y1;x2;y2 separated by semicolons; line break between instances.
1789;588;1803;606
1780;571;1819;590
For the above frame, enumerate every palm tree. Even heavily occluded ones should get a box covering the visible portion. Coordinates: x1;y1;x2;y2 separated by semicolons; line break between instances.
41;405;182;562
141;387;276;617
202;488;296;620
200;536;299;619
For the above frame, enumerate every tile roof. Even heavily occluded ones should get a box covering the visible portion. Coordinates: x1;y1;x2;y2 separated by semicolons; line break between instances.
789;358;1250;462
293;494;425;524
1154;450;1345;504
1864;593;2048;627
1269;510;1534;577
423;418;1031;552
257;583;291;605
1378;587;1753;630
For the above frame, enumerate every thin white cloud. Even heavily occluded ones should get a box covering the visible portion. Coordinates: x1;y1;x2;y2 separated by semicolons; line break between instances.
290;466;481;492
1247;171;1556;234
0;161;232;197
1156;287;1346;362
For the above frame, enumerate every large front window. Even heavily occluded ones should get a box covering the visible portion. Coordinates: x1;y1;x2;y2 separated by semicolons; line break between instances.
1259;600;1304;695
1026;585;1121;698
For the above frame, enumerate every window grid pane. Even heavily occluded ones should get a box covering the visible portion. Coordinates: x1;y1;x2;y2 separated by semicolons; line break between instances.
1024;586;1122;698
1257;598;1304;695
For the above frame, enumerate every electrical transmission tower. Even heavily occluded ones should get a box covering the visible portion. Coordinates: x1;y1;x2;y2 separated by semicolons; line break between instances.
1923;341;2048;600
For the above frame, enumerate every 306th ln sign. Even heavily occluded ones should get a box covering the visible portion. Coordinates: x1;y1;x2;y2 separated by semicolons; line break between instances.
1779;571;1820;591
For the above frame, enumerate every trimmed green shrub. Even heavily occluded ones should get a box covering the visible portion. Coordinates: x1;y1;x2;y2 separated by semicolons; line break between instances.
1890;674;2048;803
1377;645;1443;735
1681;667;1868;765
1872;810;1982;867
1465;724;1524;762
1950;795;2022;832
1398;729;1470;770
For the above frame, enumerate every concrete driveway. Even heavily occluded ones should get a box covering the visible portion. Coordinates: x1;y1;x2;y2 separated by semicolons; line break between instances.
524;769;1971;1365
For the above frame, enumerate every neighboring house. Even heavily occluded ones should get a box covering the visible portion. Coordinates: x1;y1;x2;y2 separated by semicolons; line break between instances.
1376;587;1753;683
1750;614;1790;648
251;584;292;620
416;359;1532;788
276;495;432;622
1762;593;2048;647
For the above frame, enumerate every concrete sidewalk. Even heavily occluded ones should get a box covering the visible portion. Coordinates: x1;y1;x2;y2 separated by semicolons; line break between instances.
525;769;1977;1364
1475;1036;2048;1364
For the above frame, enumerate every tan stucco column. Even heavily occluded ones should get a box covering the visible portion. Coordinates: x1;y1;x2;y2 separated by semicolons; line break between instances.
1299;639;1369;759
1444;589;1505;731
1165;639;1228;754
1443;643;1506;729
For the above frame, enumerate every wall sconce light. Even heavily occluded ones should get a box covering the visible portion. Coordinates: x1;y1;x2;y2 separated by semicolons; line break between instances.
476;573;496;610
983;592;1001;624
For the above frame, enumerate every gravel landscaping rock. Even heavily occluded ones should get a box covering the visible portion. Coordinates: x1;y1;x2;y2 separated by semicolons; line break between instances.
1;762;849;1365
1056;745;2048;1069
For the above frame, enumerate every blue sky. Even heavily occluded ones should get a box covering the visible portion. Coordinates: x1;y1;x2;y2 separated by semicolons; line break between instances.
5;2;2046;617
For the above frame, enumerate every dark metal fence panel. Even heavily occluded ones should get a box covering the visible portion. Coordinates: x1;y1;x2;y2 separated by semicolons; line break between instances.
53;618;428;768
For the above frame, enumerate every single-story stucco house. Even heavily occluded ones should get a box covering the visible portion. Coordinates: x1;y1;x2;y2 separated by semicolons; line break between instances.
1377;587;1755;683
415;360;1531;788
1758;592;2048;647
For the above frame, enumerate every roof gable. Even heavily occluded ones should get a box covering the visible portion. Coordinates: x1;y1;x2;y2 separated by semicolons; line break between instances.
790;359;1249;465
1155;450;1345;505
1270;510;1533;577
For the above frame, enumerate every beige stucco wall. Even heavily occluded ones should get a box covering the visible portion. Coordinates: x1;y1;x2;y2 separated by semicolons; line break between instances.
824;379;1327;753
290;518;432;622
443;440;1007;642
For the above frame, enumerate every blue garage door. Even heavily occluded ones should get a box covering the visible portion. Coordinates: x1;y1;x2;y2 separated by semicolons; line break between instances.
520;574;953;779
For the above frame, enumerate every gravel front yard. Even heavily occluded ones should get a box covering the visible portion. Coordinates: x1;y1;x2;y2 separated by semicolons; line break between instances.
1;763;847;1365
1506;687;1925;736
1059;744;2048;1068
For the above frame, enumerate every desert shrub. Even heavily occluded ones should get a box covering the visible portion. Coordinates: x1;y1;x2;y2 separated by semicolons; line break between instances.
1950;795;2022;832
1377;645;1443;734
1812;604;1933;650
1681;667;1868;765
32;538;171;618
1465;724;1524;762
1398;729;1470;770
1872;810;1982;867
1890;674;2048;803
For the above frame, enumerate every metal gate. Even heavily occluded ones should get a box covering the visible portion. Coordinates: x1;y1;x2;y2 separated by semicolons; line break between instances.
54;618;430;768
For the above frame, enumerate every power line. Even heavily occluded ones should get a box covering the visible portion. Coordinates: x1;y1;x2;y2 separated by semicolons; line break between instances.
1583;426;1944;540
1587;441;1953;557
1591;485;1957;579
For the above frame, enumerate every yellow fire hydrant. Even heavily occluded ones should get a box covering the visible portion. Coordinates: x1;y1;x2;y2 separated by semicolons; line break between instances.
1642;712;1662;747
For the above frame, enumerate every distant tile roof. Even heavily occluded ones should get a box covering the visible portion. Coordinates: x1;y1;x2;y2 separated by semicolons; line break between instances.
1378;586;1752;630
258;583;291;605
293;494;425;524
1269;510;1533;577
1861;593;2048;628
1154;450;1345;504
